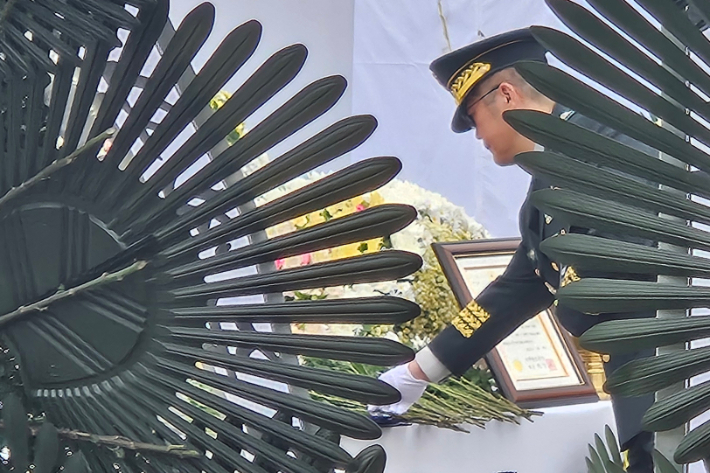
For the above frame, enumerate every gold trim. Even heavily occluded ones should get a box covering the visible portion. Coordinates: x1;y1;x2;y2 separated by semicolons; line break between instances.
452;300;491;338
573;337;609;400
446;39;524;88
445;38;526;105
449;62;491;105
561;266;580;288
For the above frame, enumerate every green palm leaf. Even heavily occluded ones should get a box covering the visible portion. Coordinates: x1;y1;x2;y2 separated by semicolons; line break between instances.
584;425;679;472
506;0;710;465
584;426;626;473
0;1;425;472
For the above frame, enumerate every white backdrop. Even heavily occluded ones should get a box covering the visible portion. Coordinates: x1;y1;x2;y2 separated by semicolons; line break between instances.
349;0;568;237
167;0;570;238
168;0;356;174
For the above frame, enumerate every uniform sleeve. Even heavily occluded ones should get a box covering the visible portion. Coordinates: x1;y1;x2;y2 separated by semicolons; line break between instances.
428;243;555;376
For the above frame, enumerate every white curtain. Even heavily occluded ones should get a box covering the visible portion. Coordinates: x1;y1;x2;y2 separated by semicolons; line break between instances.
349;0;568;237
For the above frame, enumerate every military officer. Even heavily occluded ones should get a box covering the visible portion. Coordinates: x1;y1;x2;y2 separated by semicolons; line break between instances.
370;28;656;472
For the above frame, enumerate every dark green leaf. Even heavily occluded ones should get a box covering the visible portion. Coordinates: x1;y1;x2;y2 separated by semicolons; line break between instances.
587;444;605;473
559;279;707;315
33;422;60;473
531;189;710;254
643;380;710;432
62;451;89;473
539;233;710;279
580;317;710;354
606;348;710;397
593;433;612;468
545;0;710;128
506;73;710;179
675;417;710;463
3;393;29;470
653;449;681;473
604;426;622;466
516;151;710;226
603;460;626;473
348;444;386;473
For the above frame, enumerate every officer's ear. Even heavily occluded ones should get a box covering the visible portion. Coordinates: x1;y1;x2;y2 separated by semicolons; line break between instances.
498;82;517;105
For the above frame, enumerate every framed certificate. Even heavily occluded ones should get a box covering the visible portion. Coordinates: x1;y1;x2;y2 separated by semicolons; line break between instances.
432;238;598;408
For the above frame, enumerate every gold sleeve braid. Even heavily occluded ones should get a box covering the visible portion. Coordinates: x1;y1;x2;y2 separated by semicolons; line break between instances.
452;300;491;338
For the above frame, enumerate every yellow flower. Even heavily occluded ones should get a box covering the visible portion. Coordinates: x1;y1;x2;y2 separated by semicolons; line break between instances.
209;90;232;110
368;191;385;207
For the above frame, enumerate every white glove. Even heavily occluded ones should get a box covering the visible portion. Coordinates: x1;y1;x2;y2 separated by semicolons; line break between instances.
367;363;429;416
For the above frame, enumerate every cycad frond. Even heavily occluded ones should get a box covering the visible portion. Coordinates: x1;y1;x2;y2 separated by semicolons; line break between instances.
506;0;710;465
0;2;422;472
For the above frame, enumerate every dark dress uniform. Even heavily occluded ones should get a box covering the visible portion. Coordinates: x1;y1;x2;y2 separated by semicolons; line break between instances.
426;29;656;471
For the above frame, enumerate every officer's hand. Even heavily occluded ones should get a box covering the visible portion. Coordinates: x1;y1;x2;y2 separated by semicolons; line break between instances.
367;363;429;415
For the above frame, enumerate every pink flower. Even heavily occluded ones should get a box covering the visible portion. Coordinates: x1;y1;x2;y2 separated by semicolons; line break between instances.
275;258;285;270
356;204;366;212
300;253;312;265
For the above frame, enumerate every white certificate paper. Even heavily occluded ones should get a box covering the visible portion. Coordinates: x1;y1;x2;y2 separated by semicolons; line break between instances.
455;253;583;391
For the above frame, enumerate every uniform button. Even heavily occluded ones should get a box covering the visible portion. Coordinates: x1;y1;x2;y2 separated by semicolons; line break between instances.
601;354;611;363
545;214;553;225
551;262;559;271
534;268;541;277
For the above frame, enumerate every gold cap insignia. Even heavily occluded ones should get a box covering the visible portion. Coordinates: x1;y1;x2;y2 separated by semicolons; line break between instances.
449;62;491;105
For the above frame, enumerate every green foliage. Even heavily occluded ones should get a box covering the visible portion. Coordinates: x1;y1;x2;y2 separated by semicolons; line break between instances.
358;215;478;347
284;290;328;303
0;394;87;473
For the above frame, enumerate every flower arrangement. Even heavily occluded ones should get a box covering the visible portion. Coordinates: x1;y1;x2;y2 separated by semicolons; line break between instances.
258;172;489;347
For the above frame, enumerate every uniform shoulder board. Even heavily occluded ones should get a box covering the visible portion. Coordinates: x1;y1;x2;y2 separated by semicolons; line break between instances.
559;109;576;121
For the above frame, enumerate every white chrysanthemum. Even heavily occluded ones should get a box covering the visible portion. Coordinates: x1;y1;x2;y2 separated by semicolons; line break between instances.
262;171;490;342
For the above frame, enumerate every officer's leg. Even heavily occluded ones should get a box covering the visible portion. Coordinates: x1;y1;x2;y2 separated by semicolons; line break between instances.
604;349;655;473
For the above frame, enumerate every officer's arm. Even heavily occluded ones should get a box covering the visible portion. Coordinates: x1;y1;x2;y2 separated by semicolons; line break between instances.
416;243;555;381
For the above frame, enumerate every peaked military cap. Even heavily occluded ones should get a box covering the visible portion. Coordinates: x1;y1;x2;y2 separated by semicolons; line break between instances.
430;27;548;133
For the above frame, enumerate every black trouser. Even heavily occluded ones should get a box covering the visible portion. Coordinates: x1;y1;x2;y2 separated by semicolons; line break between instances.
557;306;655;470
604;349;655;473
603;349;655;452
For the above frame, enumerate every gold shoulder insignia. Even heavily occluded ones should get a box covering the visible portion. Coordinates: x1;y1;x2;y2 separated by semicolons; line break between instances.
561;266;580;287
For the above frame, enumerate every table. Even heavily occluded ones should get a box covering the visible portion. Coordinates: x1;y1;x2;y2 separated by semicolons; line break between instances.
342;401;617;473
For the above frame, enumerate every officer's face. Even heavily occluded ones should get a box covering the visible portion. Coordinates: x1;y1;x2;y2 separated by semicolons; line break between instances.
465;82;536;166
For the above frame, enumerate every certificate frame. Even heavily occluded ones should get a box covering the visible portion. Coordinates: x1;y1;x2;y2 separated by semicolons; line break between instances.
432;237;598;408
